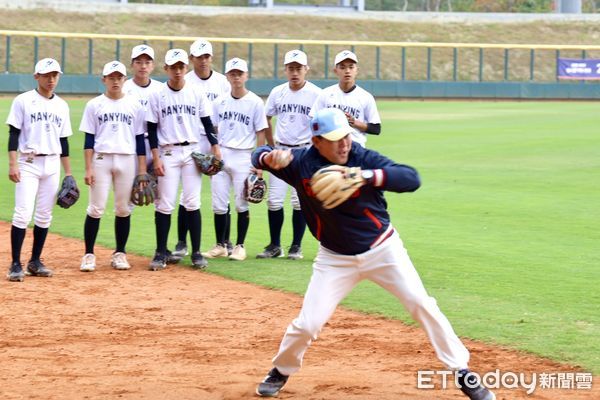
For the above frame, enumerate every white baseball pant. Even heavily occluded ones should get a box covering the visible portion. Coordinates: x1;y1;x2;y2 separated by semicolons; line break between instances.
156;144;202;214
87;154;136;218
272;228;471;376
12;154;61;229
267;143;310;211
211;147;252;214
178;136;211;207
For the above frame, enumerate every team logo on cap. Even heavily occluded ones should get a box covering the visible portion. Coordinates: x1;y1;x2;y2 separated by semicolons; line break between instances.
139;46;147;51
45;60;54;67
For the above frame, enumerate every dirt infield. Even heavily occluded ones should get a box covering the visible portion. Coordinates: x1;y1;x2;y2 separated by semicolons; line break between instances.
0;221;596;400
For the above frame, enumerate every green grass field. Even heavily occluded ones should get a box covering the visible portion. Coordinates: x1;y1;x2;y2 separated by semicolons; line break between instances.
1;98;598;374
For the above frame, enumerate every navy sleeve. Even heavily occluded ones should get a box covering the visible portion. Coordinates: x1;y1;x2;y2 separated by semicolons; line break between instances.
201;116;218;146
84;133;95;150
60;137;69;157
136;134;146;156
8;125;20;151
362;148;420;193
366;123;381;135
147;122;158;149
251;145;301;186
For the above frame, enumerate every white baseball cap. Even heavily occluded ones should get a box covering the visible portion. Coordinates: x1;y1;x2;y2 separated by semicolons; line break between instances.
131;44;155;60
34;58;62;75
334;50;358;66
284;50;308;66
190;39;213;57
165;49;189;66
311;108;353;142
102;61;127;76
225;57;248;73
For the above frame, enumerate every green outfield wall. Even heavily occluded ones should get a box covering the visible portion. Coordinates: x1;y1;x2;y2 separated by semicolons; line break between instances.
1;74;598;99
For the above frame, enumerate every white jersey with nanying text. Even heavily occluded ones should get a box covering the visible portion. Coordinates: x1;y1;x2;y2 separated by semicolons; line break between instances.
147;82;212;146
185;70;230;102
310;84;380;147
265;81;321;146
79;94;145;154
123;78;163;134
6;90;72;155
212;91;268;150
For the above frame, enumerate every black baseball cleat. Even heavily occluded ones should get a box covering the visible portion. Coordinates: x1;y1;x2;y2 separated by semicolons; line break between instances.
191;252;208;269
165;249;182;264
287;244;304;260
149;252;167;271
457;369;496;400
7;262;25;282
256;244;284;259
172;240;188;257
26;259;53;277
256;368;288;397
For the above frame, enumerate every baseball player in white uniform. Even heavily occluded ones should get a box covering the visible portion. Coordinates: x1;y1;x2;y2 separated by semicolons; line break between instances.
79;61;147;272
146;49;221;271
171;38;233;259
310;50;381;148
203;57;267;261
123;44;163;170
6;58;74;282
257;50;321;261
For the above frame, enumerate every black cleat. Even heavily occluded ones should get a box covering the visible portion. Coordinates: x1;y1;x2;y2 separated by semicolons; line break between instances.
256;244;284;259
26;259;53;277
457;370;496;400
165;249;182;264
7;262;25;282
256;368;288;397
287;244;304;260
172;240;188;257
149;252;167;271
191;252;208;269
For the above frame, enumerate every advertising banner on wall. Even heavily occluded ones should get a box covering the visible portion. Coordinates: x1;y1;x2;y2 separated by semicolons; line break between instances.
557;58;600;80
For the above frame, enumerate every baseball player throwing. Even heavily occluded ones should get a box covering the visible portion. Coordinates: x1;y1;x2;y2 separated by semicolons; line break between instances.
6;58;74;282
257;49;321;260
203;57;267;261
310;50;381;147
171;38;233;259
252;108;495;400
79;61;147;272
146;49;220;270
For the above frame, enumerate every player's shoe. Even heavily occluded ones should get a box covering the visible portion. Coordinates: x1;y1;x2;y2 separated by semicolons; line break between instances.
110;252;131;270
457;369;496;400
256;244;284;259
256;368;288;397
26;259;53;277
229;244;247;261
7;262;25;282
202;244;228;259
172;241;188;257
191;252;208;269
149;252;167;271
166;249;182;264
80;253;96;272
287;245;304;260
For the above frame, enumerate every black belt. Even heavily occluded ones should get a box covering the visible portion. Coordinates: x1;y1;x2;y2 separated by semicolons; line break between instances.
36;154;48;156
277;141;310;148
173;141;190;146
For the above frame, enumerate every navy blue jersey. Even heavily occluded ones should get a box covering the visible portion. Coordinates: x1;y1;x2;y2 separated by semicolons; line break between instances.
252;142;421;255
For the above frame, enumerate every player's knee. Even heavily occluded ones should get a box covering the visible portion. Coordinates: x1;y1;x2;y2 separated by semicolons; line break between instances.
267;199;283;211
212;205;228;214
114;207;132;218
235;205;249;213
11;212;31;230
291;199;301;210
86;205;105;219
33;216;52;229
404;295;439;318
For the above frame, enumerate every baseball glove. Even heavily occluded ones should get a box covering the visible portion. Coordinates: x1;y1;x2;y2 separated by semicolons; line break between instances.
130;173;158;206
56;175;80;209
310;165;365;209
191;152;224;176
244;173;267;204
